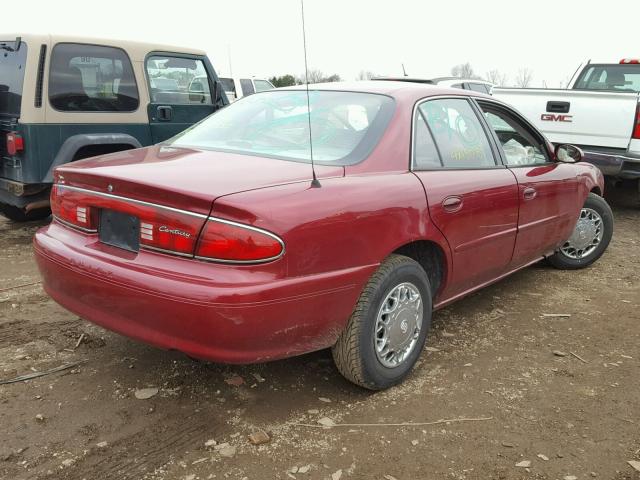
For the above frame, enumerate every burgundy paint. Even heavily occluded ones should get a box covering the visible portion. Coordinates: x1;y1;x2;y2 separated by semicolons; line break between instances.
34;83;604;363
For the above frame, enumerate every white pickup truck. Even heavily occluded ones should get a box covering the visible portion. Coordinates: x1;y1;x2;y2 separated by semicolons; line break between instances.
493;60;640;186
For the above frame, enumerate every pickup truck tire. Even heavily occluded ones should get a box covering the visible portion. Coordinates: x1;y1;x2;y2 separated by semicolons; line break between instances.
547;193;613;270
0;203;51;222
332;254;432;390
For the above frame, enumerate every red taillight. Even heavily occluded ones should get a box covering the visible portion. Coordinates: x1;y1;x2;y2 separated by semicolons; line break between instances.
50;185;284;263
633;104;640;140
137;213;202;255
195;219;284;263
50;185;97;231
6;132;24;156
51;185;204;254
620;58;640;64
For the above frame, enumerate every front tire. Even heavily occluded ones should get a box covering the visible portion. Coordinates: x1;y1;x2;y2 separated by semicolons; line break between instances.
332;254;432;390
0;203;51;222
547;193;613;270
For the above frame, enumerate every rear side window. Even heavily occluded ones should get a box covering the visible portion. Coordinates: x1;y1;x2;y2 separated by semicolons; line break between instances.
240;79;255;96
412;111;442;169
418;98;495;168
146;55;212;104
575;64;640;92
49;43;139;112
467;83;490;94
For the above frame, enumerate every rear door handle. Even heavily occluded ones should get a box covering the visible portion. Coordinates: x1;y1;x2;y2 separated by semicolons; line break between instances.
523;187;537;201
157;105;173;121
442;195;463;212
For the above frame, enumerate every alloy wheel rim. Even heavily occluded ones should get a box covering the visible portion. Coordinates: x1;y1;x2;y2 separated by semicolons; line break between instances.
560;207;603;260
374;282;423;368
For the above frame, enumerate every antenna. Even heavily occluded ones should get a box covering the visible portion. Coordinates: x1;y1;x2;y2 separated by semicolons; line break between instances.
300;0;321;188
402;63;408;77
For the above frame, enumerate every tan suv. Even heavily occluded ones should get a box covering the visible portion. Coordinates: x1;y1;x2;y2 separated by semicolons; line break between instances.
0;34;228;221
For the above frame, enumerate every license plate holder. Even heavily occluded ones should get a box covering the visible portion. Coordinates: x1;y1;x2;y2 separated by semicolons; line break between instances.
99;209;140;253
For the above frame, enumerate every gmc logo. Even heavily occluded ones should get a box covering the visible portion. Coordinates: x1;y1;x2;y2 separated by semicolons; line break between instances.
541;113;573;123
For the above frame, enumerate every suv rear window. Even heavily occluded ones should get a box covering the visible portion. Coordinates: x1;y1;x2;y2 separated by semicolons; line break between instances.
49;43;139;112
0;40;28;117
575;64;640;92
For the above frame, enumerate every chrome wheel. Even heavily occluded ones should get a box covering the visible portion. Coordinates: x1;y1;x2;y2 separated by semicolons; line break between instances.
560;207;603;260
374;282;423;368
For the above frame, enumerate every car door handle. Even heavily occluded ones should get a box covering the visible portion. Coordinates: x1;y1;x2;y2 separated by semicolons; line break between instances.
157;105;173;121
442;195;463;212
523;187;537;201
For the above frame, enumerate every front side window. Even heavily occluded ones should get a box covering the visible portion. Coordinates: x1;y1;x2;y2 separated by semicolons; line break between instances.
480;104;549;166
575;64;640;92
170;90;395;165
419;98;495;167
49;43;138;112
146;56;211;104
240;79;255;96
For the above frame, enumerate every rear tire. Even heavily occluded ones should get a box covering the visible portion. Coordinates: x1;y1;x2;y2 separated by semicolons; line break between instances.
332;254;432;390
0;203;51;222
547;193;613;270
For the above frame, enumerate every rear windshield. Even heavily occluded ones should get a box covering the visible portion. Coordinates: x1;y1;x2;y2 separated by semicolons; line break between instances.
170;90;395;165
0;40;28;117
574;64;640;92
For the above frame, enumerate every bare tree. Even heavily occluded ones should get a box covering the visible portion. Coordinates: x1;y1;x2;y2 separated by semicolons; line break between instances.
296;69;341;84
451;62;475;79
514;68;533;88
356;70;377;81
485;69;508;87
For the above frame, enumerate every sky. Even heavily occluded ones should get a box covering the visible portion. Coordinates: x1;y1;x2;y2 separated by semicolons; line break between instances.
6;0;640;87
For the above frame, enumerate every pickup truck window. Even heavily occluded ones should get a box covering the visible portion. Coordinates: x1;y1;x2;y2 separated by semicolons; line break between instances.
418;98;495;168
575;64;640;92
254;79;274;92
146;56;212;104
240;79;255;96
482;108;548;166
49;43;139;112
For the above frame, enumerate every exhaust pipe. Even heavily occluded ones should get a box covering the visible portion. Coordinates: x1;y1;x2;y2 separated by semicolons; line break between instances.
25;199;51;213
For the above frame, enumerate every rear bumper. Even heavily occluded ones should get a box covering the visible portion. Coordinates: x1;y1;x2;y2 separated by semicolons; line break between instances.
34;222;374;363
581;148;640;179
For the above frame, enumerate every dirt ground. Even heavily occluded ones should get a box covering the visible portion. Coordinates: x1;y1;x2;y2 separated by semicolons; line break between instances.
1;188;639;480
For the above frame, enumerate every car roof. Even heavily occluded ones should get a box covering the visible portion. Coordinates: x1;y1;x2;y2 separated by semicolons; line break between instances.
0;33;207;61
278;80;492;101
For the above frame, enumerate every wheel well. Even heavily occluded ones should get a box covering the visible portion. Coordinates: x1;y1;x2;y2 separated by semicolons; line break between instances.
590;186;602;196
72;143;135;161
393;241;445;296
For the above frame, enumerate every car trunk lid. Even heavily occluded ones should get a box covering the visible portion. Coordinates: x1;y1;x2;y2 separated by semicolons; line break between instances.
55;144;344;215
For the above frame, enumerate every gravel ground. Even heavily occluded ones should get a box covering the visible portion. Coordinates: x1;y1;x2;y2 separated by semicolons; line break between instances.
1;187;639;480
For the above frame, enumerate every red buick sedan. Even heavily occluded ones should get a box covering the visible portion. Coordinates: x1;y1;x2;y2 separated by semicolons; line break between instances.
34;82;613;389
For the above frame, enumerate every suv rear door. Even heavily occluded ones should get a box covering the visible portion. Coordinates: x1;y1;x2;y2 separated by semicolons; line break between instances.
0;38;29;161
145;54;220;143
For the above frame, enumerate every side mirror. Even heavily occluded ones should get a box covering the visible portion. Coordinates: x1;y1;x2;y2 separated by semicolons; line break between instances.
555;144;583;163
